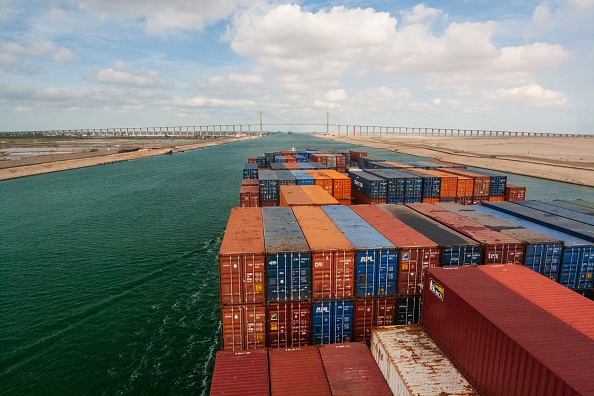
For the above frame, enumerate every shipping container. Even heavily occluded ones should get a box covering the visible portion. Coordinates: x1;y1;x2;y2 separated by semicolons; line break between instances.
301;185;339;206
267;301;311;348
308;161;328;170
304;170;334;195
293;154;306;163
473;205;594;291
259;200;279;207
275;169;297;186
292;206;355;299
517;200;594;227
256;156;266;168
421;266;594;396
440;168;491;197
320;169;351;199
396;296;421;325
282;163;301;170
353;297;395;345
219;207;266;304
242;178;259;187
270;163;286;170
349;169;387;199
384;161;414;169
367;169;423;199
297;162;313;169
466;168;507;196
351;189;387;205
351;205;440;296
358;157;385;169
371;325;478;396
312;300;354;344
479;264;594;340
322;206;397;297
408;203;526;265
258;170;279;202
243;163;259;179
410;168;461;198
378;204;482;267
349;150;367;162
262;207;311;302
268;346;331;396
239;185;259;208
567;199;594;210
274;155;287;163
289;169;315;186
319;342;392;396
505;184;526;201
401;168;441;198
546;200;594;217
438;203;563;280
279;185;314;207
221;304;266;351
484;201;594;242
455;176;474;197
209;349;269;396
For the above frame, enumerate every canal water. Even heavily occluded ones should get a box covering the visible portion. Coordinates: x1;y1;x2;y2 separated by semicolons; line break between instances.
1;133;592;394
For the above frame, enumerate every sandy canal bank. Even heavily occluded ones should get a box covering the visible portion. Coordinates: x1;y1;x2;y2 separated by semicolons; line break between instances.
318;134;594;187
0;136;254;181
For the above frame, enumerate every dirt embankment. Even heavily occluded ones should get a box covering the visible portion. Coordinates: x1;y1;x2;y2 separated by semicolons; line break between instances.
320;134;594;187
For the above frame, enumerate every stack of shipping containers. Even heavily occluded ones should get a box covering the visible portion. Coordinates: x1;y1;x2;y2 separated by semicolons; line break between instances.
350;205;440;344
262;207;311;349
348;169;387;204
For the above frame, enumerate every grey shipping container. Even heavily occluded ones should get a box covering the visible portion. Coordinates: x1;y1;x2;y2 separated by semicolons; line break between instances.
259;170;280;202
516;200;594;227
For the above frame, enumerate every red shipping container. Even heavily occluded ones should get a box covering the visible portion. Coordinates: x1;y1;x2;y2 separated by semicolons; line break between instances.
479;264;594;340
441;168;491;197
219;207;265;304
269;346;331;396
242;178;259;187
421;266;594;396
455;196;473;205
221;304;266;351
471;195;489;204
319;343;392;396
284;155;297;163
505;184;526;201
240;185;259;207
353;298;395;345
267;302;311;348
408;203;525;265
351;205;440;296
337;198;351;206
209;349;269;396
349;150;367;162
309;153;328;166
282;162;301;170
247;157;258;163
259;200;278;207
351;189;387;205
292;206;355;299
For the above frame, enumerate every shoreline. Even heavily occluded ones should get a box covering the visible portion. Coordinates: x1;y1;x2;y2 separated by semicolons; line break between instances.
0;136;254;181
318;134;594;187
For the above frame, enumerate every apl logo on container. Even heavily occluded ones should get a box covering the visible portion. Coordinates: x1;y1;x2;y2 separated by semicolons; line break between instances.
429;279;444;301
315;305;330;314
360;256;375;263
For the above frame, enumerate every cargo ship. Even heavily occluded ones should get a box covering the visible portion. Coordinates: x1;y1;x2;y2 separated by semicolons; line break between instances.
211;148;594;395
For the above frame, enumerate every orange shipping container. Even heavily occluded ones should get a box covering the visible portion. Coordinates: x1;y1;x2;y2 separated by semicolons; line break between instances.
337;199;351;206
292;206;355;299
219;207;266;305
408;168;458;198
279;185;314;207
247;157;257;163
284;155;297;163
221;303;267;351
283;163;301;170
489;196;505;202
305;170;334;195
422;198;440;204
384;161;414;169
321;169;352;200
302;185;339;206
456;176;474;197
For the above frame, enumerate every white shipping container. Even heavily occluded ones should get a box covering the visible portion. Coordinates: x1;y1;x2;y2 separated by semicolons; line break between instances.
371;325;477;396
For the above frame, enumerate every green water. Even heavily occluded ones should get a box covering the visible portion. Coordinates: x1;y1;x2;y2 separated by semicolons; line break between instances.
1;134;592;395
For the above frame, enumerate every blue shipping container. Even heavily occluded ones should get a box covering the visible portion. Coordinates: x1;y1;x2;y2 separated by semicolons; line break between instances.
475;205;594;290
262;207;311;301
366;169;406;199
257;156;266;168
243;163;259;179
396;296;422;325
349;170;387;199
402;169;441;198
321;206;397;297
468;168;507;196
275;155;287;163
312;300;353;344
289;170;315;185
258;170;280;203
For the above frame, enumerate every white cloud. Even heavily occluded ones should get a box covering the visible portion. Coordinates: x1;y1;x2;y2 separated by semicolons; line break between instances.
0;40;75;73
401;4;443;24
229;73;263;84
88;62;170;89
161;97;256;108
488;83;568;108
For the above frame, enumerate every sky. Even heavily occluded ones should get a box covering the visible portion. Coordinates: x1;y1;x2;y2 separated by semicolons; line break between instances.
1;0;593;134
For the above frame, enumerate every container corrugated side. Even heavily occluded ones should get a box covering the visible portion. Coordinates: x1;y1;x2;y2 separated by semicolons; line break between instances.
378;204;482;266
289;169;315;186
505;184;526;201
408;203;526;265
240;185;259;208
351;204;440;296
221;304;266;351
371;325;478;396
267;301;311;348
262;207;311;302
292;206;355;299
320;342;392;395
279;185;314;207
268;346;331;395
219;207;266;304
396;296;421;325
209;349;269;396
484;201;594;242
421;266;594;396
304;170;334;195
479;264;594;340
322;205;397;297
353;297;395;345
312;300;354;344
440;168;490;197
474;205;594;291
321;169;351;200
349;169;387;199
400;168;441;198
258;170;279;202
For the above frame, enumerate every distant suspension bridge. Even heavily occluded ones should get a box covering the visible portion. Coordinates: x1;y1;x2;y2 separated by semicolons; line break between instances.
3;113;590;138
